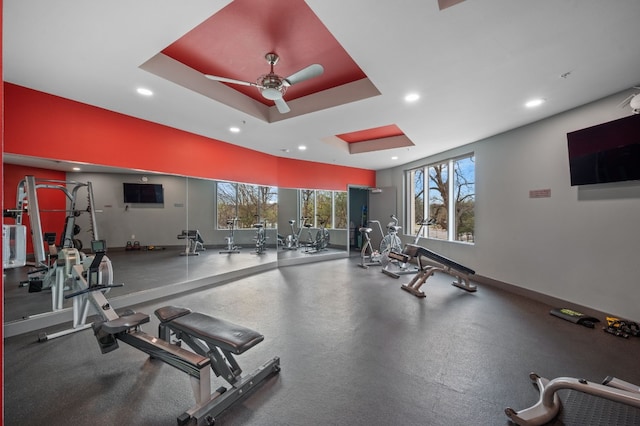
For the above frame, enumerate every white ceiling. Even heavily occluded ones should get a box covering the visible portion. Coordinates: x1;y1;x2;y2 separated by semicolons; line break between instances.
4;0;640;172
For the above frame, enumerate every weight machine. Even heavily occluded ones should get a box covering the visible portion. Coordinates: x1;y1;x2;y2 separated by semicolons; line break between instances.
3;175;104;311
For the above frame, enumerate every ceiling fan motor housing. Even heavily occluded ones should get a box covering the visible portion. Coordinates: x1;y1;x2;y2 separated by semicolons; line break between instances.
258;73;287;100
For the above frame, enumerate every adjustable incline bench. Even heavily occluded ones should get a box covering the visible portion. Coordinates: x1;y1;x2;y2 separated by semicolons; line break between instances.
69;241;280;425
398;243;477;298
178;229;205;256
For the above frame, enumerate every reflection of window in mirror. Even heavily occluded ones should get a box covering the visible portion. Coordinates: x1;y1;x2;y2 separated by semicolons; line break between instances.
298;189;348;230
217;182;278;229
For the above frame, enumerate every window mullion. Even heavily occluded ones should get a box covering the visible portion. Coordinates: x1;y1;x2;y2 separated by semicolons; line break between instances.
448;159;455;241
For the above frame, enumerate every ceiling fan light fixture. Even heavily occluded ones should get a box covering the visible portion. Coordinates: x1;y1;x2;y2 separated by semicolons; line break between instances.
260;86;285;100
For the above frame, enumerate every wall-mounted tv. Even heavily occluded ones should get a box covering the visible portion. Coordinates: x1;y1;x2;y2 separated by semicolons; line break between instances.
123;183;164;204
567;114;640;186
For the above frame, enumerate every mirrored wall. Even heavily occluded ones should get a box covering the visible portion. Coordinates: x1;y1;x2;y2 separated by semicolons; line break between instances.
3;165;351;335
3;170;277;332
277;187;349;266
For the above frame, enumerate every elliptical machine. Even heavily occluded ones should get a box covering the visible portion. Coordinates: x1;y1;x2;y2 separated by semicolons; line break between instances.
220;217;241;254
282;217;306;250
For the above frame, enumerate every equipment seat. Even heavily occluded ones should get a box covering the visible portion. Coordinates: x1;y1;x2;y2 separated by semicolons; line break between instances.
101;312;150;334
155;306;264;355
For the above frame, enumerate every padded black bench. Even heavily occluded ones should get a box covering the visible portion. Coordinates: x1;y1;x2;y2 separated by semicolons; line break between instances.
154;306;280;425
155;306;264;355
400;243;477;298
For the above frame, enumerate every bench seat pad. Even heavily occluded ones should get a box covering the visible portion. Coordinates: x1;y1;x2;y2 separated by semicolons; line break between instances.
169;312;264;355
101;312;150;334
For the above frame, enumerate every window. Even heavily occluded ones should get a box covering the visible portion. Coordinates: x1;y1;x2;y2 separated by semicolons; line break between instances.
299;189;348;229
217;182;278;229
407;154;475;243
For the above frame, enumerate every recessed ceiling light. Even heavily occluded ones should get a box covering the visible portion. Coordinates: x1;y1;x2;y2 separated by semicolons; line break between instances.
404;93;420;102
391;156;398;160
525;98;545;108
298;145;307;151
229;126;240;133
136;87;153;96
72;167;81;171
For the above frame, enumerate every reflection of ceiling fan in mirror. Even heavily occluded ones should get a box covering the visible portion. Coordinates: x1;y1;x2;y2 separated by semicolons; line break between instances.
438;0;466;10
205;53;324;114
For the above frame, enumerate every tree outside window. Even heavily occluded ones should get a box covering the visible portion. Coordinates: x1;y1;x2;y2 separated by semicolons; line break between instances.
217;182;278;229
298;189;348;229
407;154;474;243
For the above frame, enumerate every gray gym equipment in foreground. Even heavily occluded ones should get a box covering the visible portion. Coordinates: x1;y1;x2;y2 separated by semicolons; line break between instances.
505;372;640;425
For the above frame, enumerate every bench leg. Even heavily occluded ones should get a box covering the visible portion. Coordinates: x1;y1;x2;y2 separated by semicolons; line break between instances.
401;267;437;297
181;356;280;426
451;273;478;292
190;365;212;406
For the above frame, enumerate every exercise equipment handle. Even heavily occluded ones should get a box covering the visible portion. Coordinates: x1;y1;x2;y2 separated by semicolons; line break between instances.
64;283;124;299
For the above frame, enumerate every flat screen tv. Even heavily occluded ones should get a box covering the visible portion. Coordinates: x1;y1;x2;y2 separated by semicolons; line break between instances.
567;114;640;186
123;183;164;204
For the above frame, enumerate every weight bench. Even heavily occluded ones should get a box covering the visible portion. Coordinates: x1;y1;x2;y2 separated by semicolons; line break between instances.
399;243;477;298
178;229;205;256
91;305;280;425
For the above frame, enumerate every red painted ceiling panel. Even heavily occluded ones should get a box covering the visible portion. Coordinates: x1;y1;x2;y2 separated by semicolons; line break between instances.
336;124;404;144
162;0;366;104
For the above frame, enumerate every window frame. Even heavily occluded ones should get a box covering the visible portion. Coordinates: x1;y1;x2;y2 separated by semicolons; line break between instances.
298;189;348;230
405;153;475;244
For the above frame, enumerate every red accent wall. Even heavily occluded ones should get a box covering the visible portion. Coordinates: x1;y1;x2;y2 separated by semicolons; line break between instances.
4;83;376;190
277;157;372;190
3;165;67;255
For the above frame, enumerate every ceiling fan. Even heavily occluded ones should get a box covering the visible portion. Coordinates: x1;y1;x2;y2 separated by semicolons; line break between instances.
619;87;640;114
205;53;324;114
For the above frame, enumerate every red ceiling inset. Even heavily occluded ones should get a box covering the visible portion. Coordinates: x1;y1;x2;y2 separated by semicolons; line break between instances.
336;124;405;144
161;0;366;105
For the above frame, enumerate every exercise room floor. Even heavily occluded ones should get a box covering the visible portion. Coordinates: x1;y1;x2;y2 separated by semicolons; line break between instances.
4;256;640;425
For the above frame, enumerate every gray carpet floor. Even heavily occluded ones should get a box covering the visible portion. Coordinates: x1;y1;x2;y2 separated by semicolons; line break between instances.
4;256;640;425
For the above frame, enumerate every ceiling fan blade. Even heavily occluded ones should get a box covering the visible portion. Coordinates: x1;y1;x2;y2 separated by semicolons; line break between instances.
205;74;259;87
283;64;324;87
617;94;635;108
274;97;291;114
438;0;466;10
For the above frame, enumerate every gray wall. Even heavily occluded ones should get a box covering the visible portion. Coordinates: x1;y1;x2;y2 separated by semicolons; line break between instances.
377;90;640;321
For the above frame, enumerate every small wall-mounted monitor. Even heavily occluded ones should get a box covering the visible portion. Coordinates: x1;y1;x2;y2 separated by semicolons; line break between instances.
123;183;164;204
567;114;640;186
